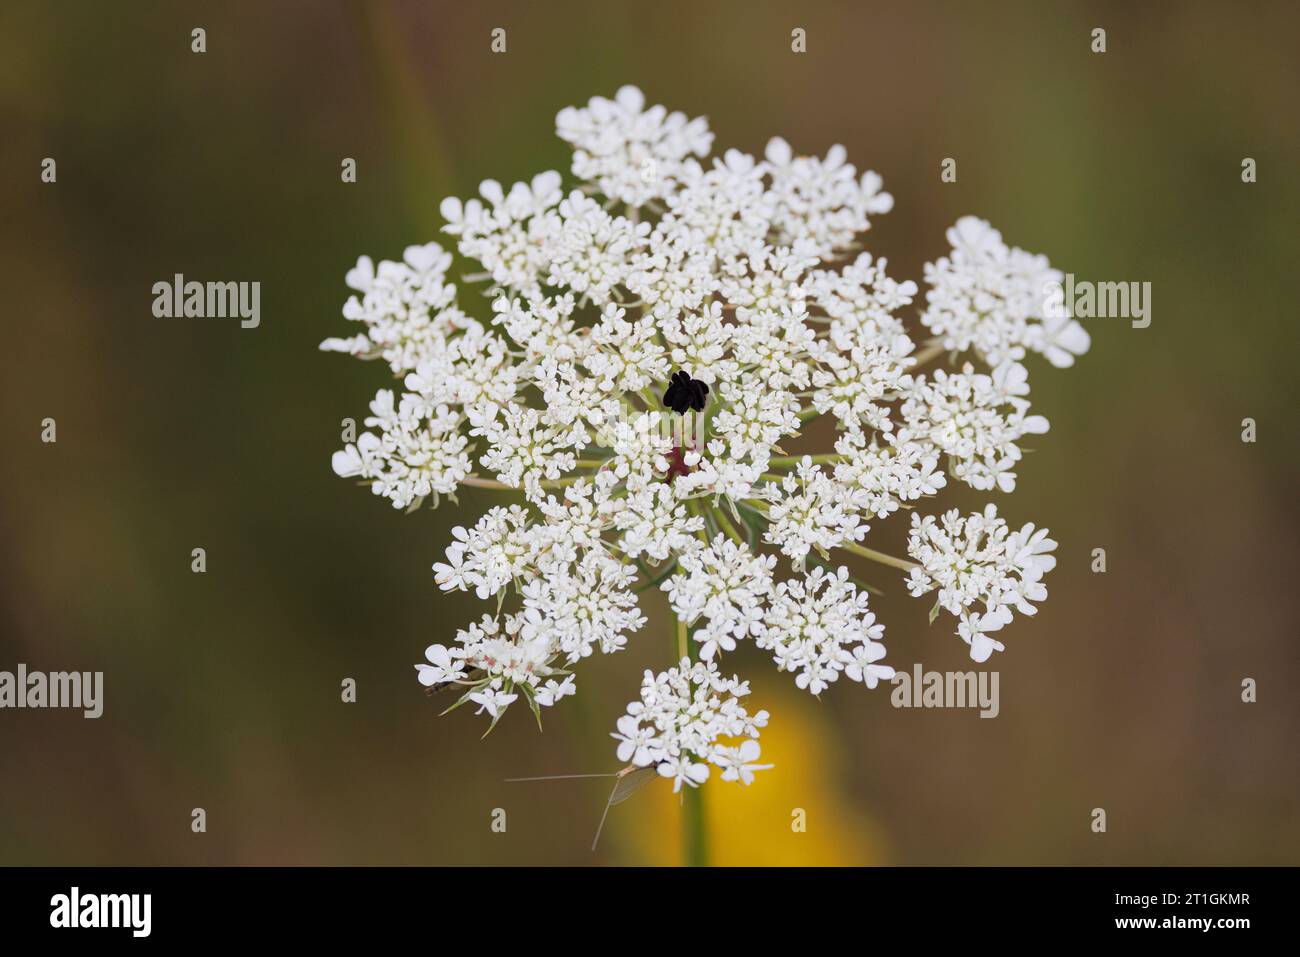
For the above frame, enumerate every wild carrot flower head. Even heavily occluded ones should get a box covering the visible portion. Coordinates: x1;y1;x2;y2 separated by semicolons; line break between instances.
323;85;1086;787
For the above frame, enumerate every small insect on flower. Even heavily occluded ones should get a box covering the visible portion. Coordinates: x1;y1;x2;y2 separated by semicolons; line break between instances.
662;370;709;414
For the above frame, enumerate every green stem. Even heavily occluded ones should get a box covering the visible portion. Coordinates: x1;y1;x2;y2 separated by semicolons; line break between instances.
740;500;917;572
911;340;948;369
683;783;708;867
836;539;919;572
711;506;746;545
670;606;707;866
460;475;581;491
767;453;843;467
683;499;711;544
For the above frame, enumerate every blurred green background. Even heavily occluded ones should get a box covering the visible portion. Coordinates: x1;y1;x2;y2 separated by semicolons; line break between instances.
1;0;1296;865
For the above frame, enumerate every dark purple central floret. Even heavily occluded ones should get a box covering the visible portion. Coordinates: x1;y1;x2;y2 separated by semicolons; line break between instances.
662;370;709;415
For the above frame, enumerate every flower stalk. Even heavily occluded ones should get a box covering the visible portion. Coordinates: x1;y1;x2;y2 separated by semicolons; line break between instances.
682;777;708;867
672;608;708;866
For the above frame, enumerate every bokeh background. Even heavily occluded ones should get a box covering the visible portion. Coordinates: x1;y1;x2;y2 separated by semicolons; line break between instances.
1;0;1296;866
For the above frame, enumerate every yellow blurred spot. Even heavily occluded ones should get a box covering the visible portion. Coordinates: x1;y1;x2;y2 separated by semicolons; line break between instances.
613;679;888;865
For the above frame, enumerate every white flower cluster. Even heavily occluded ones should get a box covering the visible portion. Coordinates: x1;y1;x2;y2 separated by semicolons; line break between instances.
612;658;770;791
329;388;471;510
761;565;892;695
921;216;1090;369
664;536;775;662
900;361;1048;493
320;242;465;374
557;86;714;206
323;86;1089;790
905;504;1058;662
